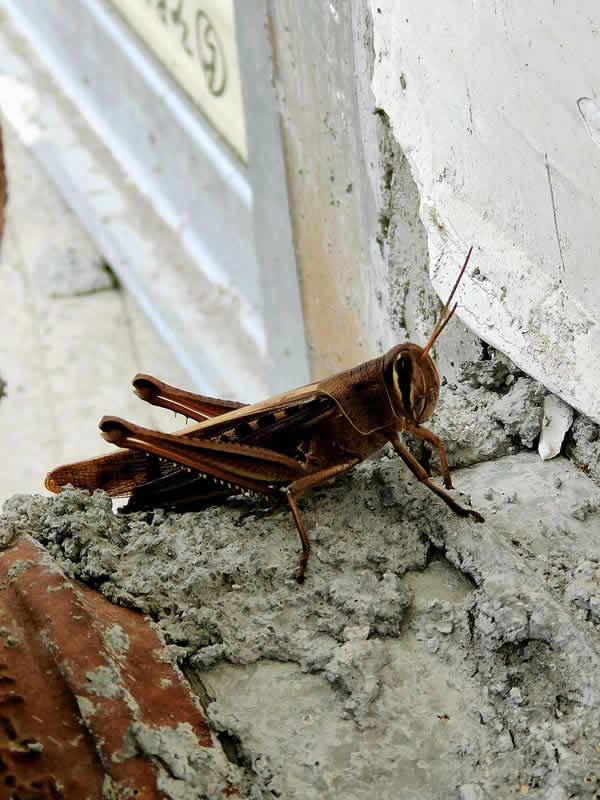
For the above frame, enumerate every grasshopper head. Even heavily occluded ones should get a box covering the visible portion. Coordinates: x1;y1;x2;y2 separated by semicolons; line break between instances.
384;344;440;424
384;247;474;426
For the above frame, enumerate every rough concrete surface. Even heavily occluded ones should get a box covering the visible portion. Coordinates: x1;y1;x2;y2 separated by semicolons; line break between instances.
402;347;547;476
374;108;484;385
3;447;600;799
567;416;600;487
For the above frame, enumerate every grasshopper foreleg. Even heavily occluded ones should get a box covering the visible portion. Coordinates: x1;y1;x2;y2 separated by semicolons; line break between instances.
406;425;453;489
390;432;483;523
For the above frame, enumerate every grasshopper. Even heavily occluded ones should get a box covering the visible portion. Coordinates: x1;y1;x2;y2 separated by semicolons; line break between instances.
45;249;483;582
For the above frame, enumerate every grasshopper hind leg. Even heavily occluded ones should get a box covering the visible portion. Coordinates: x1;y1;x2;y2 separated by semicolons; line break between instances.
119;470;232;513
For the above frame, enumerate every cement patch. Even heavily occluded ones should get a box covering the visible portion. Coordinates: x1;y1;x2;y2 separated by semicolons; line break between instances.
3;450;600;797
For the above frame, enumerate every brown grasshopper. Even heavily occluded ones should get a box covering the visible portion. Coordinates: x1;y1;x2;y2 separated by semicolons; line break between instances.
45;249;483;582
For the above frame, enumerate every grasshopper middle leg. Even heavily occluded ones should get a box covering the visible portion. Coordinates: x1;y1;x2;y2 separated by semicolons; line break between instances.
285;459;360;583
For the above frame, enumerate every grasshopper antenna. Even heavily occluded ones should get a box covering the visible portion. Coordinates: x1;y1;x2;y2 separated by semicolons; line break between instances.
421;246;473;360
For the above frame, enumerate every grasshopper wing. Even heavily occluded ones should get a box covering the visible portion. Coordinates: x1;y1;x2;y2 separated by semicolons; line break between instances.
45;376;248;496
45;377;336;505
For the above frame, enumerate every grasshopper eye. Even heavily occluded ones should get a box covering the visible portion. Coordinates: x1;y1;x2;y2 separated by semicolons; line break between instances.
394;354;413;415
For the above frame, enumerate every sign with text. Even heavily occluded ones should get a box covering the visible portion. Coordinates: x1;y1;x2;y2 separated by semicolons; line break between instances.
110;0;247;160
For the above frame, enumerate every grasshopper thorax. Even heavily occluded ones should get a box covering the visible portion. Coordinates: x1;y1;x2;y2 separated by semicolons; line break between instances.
383;344;439;425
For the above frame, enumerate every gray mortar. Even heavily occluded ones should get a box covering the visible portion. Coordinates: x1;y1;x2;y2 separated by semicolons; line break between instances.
370;53;598;484
375;108;434;343
566;414;600;485
403;348;547;475
3;449;600;798
372;109;554;476
374;106;483;381
372;106;600;487
371;110;600;485
120;721;257;800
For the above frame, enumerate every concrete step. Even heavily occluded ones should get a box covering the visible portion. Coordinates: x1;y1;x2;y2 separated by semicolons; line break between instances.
2;450;599;798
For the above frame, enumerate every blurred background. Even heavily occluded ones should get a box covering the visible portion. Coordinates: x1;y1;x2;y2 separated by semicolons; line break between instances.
1;1;599;503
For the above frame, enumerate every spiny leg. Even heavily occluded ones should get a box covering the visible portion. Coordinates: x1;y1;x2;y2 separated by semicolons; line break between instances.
286;459;360;583
132;374;246;421
390;432;483;523
407;424;453;489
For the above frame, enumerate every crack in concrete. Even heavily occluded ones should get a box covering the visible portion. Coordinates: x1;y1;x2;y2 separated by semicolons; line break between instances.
545;153;566;275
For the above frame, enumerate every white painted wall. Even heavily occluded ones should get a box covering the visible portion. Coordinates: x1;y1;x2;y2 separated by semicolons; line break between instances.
370;1;600;423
